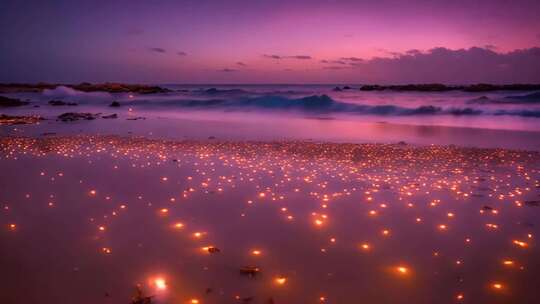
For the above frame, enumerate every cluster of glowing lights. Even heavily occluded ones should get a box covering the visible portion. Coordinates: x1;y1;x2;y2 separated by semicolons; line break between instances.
153;278;167;290
0;135;539;303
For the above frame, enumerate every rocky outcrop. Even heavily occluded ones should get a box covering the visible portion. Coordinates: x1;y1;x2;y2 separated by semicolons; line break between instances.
48;100;78;106
0;95;29;107
57;112;100;122
0;83;171;94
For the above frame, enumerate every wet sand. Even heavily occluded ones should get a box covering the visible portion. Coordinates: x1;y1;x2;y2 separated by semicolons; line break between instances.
1;135;539;303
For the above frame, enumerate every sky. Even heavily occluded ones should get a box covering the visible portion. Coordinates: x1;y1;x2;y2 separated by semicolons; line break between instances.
1;0;540;84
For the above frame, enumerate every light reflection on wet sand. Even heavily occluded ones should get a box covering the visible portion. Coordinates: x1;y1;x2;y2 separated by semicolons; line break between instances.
0;136;539;303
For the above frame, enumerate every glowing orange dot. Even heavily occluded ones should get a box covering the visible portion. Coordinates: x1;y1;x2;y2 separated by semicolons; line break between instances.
252;250;261;256
396;266;408;274
360;243;370;250
190;299;199;304
503;260;514;266
275;277;287;285
154;278;167;290
89;190;96;195
492;283;503;290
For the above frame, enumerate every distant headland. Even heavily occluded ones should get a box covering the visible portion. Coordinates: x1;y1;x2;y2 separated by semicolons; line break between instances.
2;82;540;94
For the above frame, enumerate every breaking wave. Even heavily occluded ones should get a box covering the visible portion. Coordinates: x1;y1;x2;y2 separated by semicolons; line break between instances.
131;94;540;118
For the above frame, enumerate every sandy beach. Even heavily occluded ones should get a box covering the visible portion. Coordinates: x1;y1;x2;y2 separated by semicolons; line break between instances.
1;133;539;303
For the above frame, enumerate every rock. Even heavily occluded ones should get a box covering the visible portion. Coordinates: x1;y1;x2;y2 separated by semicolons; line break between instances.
206;246;220;253
332;86;342;92
239;266;260;277
0;83;170;94
57;112;100;122
69;83;171;94
360;85;385;91
126;116;146;120
109;101;121;107
342;86;351;90
102;114;118;119
208;136;216;140
48;100;77;106
0;95;29;107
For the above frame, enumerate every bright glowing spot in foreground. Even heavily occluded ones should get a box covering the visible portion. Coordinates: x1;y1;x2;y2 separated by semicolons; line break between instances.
492;283;503;290
396;266;409;275
154;278;167;290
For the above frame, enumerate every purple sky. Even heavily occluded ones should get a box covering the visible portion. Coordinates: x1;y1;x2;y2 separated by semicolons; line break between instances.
1;0;540;84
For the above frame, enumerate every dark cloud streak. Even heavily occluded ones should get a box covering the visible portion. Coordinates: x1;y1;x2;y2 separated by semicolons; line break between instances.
149;47;166;53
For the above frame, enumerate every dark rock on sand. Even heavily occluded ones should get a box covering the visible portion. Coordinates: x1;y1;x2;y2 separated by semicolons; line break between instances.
239;266;260;277
102;114;118;119
343;86;352;90
48;100;78;106
126;116;146;120
206;246;221;253
0;95;29;107
109;101;121;107
57;112;100;122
